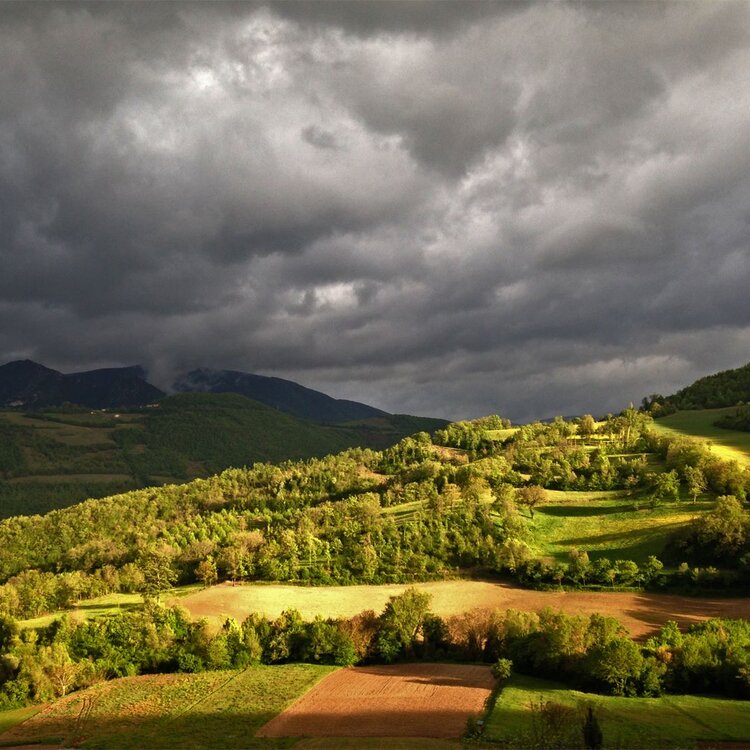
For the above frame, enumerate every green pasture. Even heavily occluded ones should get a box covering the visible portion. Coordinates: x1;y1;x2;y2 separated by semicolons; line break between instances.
651;409;750;466
529;495;710;564
0;665;334;750
485;674;750;748
18;585;202;630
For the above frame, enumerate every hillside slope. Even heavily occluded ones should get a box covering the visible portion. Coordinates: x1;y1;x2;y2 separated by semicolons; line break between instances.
0;393;447;517
647;361;750;412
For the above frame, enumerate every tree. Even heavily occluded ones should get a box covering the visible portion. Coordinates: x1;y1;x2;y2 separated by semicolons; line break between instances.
196;557;218;588
568;549;591;585
139;549;178;603
43;643;79;697
588;638;644;695
695;495;747;557
651;470;680;506
377;587;431;661
578;415;597;441
517;485;547;518
642;556;664;586
683;466;707;504
491;657;513;681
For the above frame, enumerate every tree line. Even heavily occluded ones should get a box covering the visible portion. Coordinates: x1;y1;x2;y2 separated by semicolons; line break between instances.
1;590;748;710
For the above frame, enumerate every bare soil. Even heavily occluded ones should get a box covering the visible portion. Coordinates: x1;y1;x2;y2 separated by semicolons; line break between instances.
175;580;750;639
256;663;494;739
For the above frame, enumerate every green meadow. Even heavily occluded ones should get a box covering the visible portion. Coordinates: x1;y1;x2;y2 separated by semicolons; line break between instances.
530;495;711;564
18;585;203;630
651;408;750;466
485;674;750;748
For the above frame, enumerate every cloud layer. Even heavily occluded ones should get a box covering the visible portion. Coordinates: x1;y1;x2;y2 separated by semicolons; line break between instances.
1;1;749;421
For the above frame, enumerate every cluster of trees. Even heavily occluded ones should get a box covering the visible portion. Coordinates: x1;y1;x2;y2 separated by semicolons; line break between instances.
674;494;750;566
716;404;750;433
2;589;748;710
651;434;749;500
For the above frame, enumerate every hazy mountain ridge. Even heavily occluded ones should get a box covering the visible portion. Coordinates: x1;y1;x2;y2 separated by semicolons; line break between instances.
174;367;388;423
0;360;164;409
1;360;390;425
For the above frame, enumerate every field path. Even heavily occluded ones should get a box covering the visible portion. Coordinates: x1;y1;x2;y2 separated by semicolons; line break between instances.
256;663;494;738
175;580;750;639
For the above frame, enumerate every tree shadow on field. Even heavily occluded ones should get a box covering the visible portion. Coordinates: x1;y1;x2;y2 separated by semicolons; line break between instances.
538;504;635;517
624;592;750;640
355;664;494;690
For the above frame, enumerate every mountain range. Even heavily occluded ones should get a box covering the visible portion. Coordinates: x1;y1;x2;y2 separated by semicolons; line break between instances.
0;360;389;424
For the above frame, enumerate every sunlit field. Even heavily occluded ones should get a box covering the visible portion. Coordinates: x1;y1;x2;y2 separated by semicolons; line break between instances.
486;674;750;747
651;409;750;466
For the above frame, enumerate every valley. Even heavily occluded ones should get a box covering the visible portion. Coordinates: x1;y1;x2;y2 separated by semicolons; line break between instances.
0;363;749;748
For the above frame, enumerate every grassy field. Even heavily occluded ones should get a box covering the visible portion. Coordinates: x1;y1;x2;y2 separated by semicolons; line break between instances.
651;408;750;466
0;705;42;736
485;674;750;748
530;496;711;564
172;580;750;640
19;585;203;629
0;665;334;750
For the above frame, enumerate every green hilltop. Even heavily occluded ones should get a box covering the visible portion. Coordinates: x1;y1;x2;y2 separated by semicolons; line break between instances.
644;360;750;414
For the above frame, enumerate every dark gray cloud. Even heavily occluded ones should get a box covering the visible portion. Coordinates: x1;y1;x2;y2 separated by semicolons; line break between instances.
1;1;749;422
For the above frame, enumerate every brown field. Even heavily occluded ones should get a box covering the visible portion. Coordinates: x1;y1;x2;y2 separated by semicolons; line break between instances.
175;580;750;639
256;663;494;739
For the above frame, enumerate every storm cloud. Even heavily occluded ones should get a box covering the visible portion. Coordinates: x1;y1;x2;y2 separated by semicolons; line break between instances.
1;1;749;421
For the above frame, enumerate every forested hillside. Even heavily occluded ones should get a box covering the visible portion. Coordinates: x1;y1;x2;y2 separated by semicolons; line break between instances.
644;361;750;413
174;367;388;423
0;394;447;518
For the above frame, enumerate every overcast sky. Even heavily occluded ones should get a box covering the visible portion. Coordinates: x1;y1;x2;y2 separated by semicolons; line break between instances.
1;1;749;422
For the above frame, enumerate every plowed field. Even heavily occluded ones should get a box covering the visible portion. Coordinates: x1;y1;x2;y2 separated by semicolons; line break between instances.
175;580;750;639
256;663;495;738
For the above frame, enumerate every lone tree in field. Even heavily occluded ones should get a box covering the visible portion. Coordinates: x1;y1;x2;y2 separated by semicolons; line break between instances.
377;587;432;661
517;485;547;518
683;465;707;504
650;470;680;506
196;556;218;588
139;548;178;603
577;414;597;441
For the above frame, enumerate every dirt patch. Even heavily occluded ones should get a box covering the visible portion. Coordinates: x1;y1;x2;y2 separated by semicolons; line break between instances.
257;663;494;739
174;580;750;639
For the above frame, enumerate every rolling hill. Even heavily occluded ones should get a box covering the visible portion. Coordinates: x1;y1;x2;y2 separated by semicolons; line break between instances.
0;393;447;518
645;360;750;413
